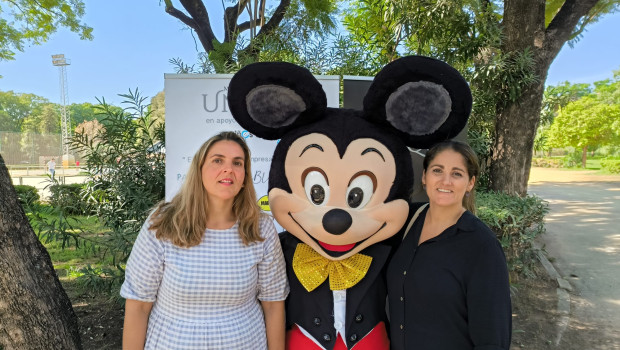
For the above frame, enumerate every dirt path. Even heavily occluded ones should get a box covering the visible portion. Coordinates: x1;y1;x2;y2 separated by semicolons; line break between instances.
529;167;620;183
527;167;620;350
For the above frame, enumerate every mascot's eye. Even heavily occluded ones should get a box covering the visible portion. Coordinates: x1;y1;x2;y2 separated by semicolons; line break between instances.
346;174;374;209
304;170;330;206
310;185;325;204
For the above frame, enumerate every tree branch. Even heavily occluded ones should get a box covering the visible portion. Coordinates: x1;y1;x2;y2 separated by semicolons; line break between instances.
165;4;198;29
237;18;263;34
165;0;219;52
224;0;250;43
240;0;291;58
544;0;599;59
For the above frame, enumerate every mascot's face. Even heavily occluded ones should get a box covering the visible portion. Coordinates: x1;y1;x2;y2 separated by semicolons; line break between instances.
227;56;471;262
270;134;408;260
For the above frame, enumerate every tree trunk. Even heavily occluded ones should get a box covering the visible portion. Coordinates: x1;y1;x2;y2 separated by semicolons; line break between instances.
490;80;546;195
489;0;600;196
582;146;588;168
0;154;82;349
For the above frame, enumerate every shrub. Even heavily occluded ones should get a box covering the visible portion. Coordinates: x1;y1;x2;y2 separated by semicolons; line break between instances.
560;151;581;168
601;159;620;174
476;191;549;277
531;157;562;168
49;183;87;215
67;90;164;294
14;185;40;206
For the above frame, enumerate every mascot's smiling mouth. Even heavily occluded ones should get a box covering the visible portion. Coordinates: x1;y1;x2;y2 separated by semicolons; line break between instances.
288;212;387;257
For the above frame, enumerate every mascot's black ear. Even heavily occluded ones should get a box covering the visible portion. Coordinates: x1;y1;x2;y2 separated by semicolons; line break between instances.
228;62;327;140
363;56;472;149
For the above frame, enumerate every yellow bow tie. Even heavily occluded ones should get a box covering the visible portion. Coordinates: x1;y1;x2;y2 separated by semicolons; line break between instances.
292;243;373;292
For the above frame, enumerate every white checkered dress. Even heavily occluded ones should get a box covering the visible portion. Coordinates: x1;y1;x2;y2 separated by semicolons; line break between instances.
121;214;289;349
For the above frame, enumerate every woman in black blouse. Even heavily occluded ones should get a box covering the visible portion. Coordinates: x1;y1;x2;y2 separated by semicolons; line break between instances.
387;140;511;350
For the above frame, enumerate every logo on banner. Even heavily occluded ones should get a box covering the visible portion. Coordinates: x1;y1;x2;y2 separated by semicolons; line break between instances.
258;195;270;211
203;89;228;113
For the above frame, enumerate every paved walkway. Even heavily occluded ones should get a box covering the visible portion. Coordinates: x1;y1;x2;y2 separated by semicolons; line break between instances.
10;167;86;199
528;167;620;349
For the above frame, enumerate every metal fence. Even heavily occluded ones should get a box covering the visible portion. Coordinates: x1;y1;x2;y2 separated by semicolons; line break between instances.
0;131;83;166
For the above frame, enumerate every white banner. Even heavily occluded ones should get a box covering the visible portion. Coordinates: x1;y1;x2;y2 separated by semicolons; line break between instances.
164;74;340;212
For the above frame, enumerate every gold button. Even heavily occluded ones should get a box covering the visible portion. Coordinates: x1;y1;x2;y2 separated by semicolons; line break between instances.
403;271;407;275
400;297;404;301
400;324;404;330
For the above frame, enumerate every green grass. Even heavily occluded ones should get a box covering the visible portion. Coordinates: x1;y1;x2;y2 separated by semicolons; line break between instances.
25;207;115;269
533;156;619;174
560;157;602;170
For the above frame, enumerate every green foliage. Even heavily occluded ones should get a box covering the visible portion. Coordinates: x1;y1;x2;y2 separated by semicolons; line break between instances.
149;91;166;132
0;90;49;132
49;183;88;215
69;102;108;127
24;205;120;296
72;265;125;297
24;90;165;295
467;128;492;191
560;151;581;168
601;159;620;174
547;95;620;152
538;77;620;160
0;0;93;61
27;203;84;251
20;104;61;134
476;191;549;276
343;0;500;66
471;48;539;109
69;89;165;265
592;71;620;105
540;82;592;126
14;184;40;205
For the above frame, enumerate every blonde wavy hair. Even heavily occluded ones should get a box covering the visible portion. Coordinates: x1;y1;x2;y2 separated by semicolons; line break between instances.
149;131;263;247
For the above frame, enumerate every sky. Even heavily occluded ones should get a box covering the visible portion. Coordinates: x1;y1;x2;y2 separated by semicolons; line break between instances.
0;1;619;107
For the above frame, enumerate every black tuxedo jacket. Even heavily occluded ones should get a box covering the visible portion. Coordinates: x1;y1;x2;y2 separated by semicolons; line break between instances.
280;232;392;349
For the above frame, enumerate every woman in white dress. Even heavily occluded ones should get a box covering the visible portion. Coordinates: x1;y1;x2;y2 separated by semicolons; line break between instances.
121;131;289;350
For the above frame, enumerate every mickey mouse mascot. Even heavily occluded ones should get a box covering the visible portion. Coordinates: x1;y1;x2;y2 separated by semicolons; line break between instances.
228;56;471;350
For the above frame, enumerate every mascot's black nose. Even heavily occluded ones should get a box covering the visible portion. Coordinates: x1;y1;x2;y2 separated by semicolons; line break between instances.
322;209;352;235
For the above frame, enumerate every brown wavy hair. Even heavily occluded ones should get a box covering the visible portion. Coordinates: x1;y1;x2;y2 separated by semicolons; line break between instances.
423;140;479;214
149;131;263;247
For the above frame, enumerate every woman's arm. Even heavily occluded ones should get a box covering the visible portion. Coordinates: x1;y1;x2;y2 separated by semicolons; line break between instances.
261;300;286;350
122;299;154;350
467;239;512;349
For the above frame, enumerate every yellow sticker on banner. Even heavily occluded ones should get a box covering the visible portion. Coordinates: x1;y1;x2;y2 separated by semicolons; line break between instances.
258;195;270;211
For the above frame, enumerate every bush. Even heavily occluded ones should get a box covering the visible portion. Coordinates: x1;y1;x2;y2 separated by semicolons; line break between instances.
601;159;620;174
14;185;40;206
67;90;165;294
531;157;562;168
476;191;549;277
49;183;88;215
561;151;581;168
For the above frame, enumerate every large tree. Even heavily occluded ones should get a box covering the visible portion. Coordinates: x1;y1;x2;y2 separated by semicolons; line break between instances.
343;0;618;195
0;91;49;132
546;95;620;167
534;81;592;155
0;154;82;349
162;0;338;72
545;77;620;167
489;0;617;195
0;0;92;62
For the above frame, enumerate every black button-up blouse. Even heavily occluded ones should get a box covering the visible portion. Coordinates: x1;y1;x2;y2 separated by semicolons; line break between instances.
386;204;512;350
